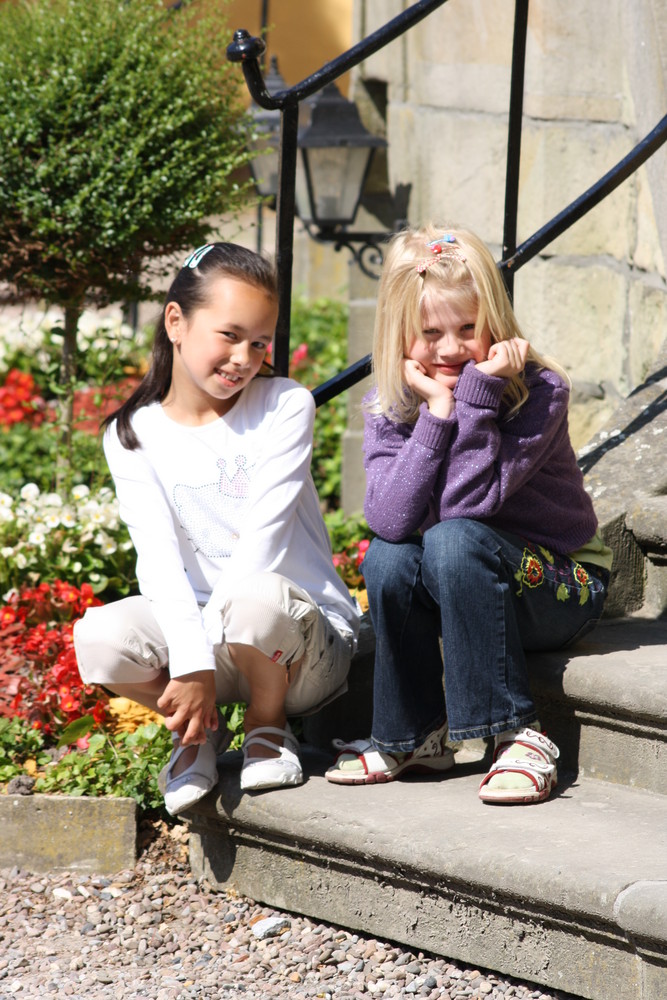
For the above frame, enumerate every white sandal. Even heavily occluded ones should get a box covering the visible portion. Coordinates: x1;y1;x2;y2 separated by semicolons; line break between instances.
159;715;233;816
240;724;303;791
478;727;559;804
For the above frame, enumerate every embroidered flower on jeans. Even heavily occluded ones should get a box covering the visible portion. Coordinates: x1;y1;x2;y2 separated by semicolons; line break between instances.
514;548;544;595
574;563;590;606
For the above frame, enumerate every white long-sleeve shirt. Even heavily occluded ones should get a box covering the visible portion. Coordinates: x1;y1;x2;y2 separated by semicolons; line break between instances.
104;377;360;678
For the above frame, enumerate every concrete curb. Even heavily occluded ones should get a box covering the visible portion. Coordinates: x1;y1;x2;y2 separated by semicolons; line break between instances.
0;794;137;874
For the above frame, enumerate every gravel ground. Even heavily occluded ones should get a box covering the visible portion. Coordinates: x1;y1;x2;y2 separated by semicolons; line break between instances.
0;817;581;1000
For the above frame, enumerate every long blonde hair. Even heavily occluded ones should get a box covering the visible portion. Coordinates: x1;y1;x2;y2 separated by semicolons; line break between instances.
369;224;564;423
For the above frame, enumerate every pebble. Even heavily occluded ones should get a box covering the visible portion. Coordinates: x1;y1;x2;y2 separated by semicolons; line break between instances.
0;819;580;1000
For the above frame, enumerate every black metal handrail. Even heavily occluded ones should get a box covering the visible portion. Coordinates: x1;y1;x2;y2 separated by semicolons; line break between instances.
313;110;667;407
229;1;667;406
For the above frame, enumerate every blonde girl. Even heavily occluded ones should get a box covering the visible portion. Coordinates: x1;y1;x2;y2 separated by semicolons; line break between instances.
74;242;359;814
326;225;611;803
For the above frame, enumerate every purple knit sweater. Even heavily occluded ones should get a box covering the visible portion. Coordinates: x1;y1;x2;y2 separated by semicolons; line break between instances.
363;361;598;554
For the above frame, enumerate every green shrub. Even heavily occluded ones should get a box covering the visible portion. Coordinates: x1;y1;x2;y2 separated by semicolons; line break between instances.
35;723;173;812
0;0;256;474
290;296;350;507
0;0;253;310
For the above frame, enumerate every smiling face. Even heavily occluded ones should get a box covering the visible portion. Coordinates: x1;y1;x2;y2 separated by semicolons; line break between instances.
163;275;278;423
407;288;491;391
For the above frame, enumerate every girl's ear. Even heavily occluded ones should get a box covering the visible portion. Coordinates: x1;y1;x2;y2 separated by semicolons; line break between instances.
165;302;183;345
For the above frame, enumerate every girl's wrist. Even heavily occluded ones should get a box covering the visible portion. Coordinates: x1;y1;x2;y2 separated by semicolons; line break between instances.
427;395;455;419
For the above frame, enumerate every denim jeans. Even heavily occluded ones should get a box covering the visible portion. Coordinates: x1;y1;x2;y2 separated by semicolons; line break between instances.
361;518;609;750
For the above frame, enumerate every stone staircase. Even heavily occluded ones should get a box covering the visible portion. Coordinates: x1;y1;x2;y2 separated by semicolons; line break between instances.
185;355;667;1000
186;615;667;1000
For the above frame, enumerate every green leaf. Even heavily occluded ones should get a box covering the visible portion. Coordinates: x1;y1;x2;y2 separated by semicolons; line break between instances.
57;715;95;747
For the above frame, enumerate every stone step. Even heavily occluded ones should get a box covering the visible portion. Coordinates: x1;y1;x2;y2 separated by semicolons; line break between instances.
302;616;667;797
528;617;667;795
186;747;667;1000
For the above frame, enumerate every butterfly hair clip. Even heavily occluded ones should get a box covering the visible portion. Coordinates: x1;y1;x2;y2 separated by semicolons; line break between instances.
416;233;467;273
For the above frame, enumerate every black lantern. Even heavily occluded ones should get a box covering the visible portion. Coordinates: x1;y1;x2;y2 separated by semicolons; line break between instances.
295;82;386;235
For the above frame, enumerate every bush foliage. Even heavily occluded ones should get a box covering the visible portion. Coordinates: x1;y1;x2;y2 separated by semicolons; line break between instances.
0;0;254;309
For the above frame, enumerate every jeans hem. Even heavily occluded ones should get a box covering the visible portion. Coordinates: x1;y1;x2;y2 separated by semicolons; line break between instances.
448;711;539;743
371;712;447;754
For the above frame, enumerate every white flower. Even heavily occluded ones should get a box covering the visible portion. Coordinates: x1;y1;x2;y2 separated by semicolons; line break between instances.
41;492;63;508
80;502;107;527
72;561;82;573
60;507;77;528
0;507;14;524
28;529;47;546
95;532;117;555
0;493;13;508
20;483;40;502
43;513;61;529
71;484;90;501
1;547;14;558
15;553;27;569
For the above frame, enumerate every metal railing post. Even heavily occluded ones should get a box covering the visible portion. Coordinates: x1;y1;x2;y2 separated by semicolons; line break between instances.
502;0;529;301
272;102;299;376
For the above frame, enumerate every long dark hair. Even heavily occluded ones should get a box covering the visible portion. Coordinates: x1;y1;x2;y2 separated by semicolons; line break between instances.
106;243;278;449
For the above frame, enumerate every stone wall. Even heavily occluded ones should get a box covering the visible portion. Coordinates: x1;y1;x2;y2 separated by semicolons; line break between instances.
342;0;667;514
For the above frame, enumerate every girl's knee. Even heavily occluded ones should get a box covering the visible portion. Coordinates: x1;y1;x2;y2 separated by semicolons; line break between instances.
222;572;311;663
423;518;495;568
362;537;422;593
73;599;165;687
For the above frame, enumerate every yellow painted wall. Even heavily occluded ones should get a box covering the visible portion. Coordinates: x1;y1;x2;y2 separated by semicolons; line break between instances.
225;0;353;95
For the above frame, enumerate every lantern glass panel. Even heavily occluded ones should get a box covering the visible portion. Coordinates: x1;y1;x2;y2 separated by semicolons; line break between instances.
249;134;279;199
296;146;371;227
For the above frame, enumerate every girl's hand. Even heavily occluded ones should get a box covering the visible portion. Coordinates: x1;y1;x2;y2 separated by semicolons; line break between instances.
157;670;218;746
475;338;530;379
403;358;455;419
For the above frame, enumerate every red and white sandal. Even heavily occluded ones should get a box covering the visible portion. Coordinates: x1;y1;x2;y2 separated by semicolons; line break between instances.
325;722;455;785
478;727;559;804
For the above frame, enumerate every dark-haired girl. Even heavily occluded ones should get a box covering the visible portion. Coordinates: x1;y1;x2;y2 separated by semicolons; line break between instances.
74;243;359;813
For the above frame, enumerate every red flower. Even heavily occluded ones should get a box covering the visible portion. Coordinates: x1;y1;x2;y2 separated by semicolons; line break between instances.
355;539;370;566
92;700;107;726
1;607;17;627
0;369;45;427
0;579;107;729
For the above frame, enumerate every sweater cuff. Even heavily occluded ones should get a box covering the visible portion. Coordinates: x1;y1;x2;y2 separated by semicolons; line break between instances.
454;364;506;409
413;403;456;450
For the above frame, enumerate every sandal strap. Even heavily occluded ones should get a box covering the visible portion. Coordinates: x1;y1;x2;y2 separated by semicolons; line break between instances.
331;737;401;766
494;727;559;765
331;741;401;775
332;737;374;757
480;755;556;792
242;725;299;759
165;741;216;785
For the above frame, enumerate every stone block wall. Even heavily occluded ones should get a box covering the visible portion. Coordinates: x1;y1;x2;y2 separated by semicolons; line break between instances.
342;0;667;514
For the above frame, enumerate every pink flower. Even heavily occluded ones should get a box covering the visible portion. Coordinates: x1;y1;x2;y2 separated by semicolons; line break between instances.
290;343;308;368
